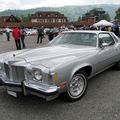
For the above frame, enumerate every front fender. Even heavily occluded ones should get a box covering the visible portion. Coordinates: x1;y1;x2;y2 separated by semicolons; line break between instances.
70;63;93;80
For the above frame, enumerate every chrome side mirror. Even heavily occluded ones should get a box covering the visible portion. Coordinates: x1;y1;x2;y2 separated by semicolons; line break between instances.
101;43;109;48
102;43;109;47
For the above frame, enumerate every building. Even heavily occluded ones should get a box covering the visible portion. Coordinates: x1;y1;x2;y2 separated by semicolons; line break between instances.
0;11;69;28
0;15;22;28
82;8;106;26
0;16;9;24
31;11;68;24
0;15;22;23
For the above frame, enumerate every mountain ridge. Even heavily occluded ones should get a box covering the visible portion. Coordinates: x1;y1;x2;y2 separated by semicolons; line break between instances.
0;4;119;21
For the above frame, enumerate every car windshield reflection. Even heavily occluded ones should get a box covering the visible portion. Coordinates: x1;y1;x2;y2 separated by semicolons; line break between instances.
51;32;97;47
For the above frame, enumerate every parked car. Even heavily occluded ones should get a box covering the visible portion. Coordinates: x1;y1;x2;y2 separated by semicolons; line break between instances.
0;31;120;102
25;28;37;36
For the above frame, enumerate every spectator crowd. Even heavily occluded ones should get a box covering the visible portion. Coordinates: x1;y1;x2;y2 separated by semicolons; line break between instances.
2;23;120;50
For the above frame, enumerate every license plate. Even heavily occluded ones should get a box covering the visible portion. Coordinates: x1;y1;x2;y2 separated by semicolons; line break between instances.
7;90;17;98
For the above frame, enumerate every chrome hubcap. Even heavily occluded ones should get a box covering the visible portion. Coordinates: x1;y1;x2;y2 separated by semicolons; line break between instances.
69;75;85;98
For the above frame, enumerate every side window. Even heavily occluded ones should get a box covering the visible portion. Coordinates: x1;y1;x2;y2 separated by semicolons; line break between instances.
110;33;118;42
99;33;115;46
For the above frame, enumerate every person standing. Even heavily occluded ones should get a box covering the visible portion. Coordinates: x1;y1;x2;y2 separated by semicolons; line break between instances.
108;26;112;32
21;26;26;48
5;26;11;41
114;25;119;37
12;26;21;50
48;29;54;41
37;27;43;44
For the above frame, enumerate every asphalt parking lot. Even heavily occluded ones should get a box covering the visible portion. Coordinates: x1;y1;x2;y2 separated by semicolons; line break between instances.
0;34;120;120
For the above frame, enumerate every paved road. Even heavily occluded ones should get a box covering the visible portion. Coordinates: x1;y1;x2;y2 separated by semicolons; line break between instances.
0;33;49;54
0;34;120;120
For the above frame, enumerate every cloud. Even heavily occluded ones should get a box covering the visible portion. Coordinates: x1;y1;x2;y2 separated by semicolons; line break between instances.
23;0;120;7
0;0;120;11
0;0;20;11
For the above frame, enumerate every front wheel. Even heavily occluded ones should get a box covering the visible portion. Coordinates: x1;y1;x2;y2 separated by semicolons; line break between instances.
63;70;88;102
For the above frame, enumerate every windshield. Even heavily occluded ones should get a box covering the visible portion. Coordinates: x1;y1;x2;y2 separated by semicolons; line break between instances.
50;32;97;47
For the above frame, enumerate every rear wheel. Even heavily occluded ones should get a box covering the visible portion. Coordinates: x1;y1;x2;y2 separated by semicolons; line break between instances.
62;70;88;102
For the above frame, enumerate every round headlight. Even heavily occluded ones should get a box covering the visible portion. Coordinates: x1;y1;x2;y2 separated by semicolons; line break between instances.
33;70;42;81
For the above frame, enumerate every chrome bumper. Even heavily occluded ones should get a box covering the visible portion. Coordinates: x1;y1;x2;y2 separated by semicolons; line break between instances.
0;78;59;101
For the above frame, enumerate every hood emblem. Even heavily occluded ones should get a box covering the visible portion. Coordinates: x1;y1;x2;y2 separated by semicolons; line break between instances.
13;54;15;57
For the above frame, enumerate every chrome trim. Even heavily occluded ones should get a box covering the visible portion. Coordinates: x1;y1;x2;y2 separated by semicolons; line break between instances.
23;81;60;101
4;63;25;82
0;78;60;101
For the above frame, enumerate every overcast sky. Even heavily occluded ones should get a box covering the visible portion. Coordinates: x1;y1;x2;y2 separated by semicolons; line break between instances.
0;0;120;11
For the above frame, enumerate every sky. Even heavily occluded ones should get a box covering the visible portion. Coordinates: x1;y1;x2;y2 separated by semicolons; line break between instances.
0;0;120;11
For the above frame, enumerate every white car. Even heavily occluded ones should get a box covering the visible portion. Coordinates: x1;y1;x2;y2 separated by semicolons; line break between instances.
25;29;37;36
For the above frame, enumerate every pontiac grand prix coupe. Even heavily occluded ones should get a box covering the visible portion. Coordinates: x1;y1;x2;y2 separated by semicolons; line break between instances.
0;31;120;101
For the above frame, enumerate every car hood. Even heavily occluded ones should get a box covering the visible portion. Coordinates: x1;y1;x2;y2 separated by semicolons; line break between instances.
1;45;97;68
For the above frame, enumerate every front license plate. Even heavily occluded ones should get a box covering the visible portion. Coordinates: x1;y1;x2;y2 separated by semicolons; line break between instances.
7;90;17;98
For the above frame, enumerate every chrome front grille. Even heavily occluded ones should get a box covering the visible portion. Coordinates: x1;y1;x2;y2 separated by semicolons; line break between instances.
4;63;25;82
4;63;10;79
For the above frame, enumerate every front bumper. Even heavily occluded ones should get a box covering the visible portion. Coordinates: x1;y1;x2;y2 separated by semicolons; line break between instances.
0;78;59;101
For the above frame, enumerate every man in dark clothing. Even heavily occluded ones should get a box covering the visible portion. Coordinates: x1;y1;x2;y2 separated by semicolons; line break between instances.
37;27;43;44
12;27;21;50
101;26;106;31
48;30;54;41
114;26;119;37
21;26;26;48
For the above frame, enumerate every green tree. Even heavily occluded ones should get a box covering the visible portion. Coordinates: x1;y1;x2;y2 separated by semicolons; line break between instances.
114;8;120;20
104;13;111;21
21;14;31;22
78;16;82;22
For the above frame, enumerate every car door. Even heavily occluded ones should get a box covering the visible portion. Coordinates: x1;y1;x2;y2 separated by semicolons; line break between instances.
95;33;119;73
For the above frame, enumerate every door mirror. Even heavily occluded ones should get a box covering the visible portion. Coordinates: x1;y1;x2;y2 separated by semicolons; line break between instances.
101;43;109;48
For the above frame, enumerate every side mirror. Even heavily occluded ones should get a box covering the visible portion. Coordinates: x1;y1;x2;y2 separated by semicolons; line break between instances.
101;43;109;48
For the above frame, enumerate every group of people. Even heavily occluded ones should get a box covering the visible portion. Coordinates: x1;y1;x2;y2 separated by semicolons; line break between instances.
5;26;26;50
37;26;58;43
84;25;120;37
4;25;119;50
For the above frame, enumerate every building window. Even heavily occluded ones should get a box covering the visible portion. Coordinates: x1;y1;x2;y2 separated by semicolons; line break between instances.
10;18;14;22
47;19;49;22
53;19;55;23
49;19;53;23
58;19;61;23
4;19;6;21
45;19;47;23
55;19;58;22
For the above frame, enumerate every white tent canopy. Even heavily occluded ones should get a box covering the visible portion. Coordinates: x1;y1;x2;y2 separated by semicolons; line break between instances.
93;20;113;27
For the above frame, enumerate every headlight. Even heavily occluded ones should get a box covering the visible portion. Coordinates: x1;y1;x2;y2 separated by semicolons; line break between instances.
33;70;42;81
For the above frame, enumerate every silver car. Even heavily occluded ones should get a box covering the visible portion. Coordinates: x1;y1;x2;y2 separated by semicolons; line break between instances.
0;30;120;102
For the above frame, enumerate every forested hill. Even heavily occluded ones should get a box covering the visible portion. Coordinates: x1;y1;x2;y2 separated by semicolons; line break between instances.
0;4;119;21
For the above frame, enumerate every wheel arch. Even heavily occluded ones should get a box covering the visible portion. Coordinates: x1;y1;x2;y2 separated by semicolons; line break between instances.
71;64;92;78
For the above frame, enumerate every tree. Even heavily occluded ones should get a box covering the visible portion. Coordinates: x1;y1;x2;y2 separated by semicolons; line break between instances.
104;13;111;21
114;8;120;20
21;14;31;22
78;16;82;22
